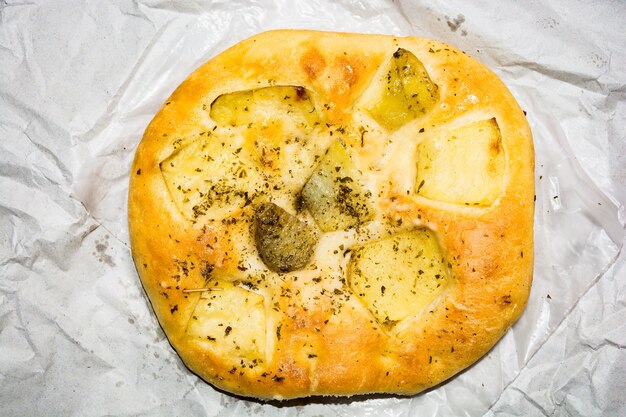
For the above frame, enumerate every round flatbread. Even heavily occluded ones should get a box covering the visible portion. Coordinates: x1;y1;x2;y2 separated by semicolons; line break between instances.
128;30;534;400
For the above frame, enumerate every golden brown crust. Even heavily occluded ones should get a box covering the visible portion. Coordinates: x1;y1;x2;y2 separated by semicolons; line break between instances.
128;30;534;399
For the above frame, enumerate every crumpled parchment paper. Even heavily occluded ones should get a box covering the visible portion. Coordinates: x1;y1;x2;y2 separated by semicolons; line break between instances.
1;0;624;415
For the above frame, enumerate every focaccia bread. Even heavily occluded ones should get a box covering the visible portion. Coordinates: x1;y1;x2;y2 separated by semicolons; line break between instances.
128;30;534;400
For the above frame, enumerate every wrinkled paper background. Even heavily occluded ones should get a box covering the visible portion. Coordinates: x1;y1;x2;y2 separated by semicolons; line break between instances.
1;0;625;415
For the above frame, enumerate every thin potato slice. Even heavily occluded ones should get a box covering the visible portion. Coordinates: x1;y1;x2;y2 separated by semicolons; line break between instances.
300;140;374;232
187;281;266;364
210;86;319;131
348;228;451;325
363;48;439;130
210;86;320;171
161;137;264;221
416;118;505;206
254;202;318;272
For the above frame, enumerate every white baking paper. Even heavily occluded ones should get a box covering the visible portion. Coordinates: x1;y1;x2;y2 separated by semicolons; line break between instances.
1;0;624;415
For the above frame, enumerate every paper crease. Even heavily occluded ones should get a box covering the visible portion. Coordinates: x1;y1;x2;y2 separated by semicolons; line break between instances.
1;0;625;416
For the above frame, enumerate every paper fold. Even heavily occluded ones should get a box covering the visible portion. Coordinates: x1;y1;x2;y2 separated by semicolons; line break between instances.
1;0;624;415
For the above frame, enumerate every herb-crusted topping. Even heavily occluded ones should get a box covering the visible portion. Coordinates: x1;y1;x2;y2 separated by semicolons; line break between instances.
348;228;451;325
129;30;533;400
161;137;266;222
300;140;374;231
